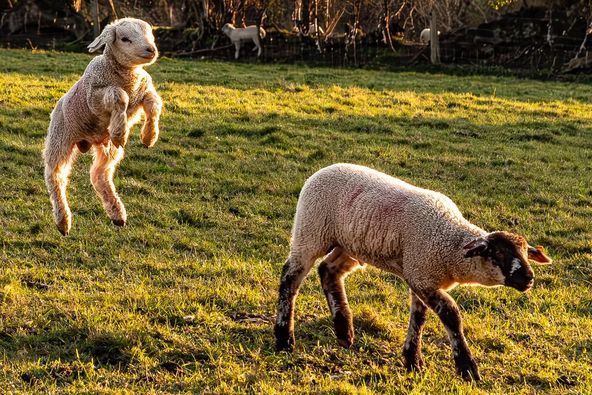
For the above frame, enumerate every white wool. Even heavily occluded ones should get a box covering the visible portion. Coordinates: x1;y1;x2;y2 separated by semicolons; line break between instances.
289;163;506;291
420;28;440;44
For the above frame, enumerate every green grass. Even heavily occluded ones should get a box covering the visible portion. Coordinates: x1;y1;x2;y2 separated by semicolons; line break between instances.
0;48;591;393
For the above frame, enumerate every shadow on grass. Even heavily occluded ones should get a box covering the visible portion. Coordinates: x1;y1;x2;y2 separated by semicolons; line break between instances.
1;324;132;367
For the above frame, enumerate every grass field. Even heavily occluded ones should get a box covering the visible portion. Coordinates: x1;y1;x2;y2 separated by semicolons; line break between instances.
0;48;591;393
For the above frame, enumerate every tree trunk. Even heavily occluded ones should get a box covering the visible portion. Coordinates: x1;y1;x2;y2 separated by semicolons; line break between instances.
325;0;330;30
430;12;440;65
301;0;309;35
90;0;100;38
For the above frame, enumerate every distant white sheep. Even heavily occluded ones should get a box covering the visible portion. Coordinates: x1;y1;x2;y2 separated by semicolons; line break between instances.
43;18;163;235
420;28;440;43
221;23;266;59
292;23;325;36
274;163;552;381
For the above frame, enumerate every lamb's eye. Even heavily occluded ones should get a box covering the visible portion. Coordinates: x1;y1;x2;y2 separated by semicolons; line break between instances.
121;37;131;43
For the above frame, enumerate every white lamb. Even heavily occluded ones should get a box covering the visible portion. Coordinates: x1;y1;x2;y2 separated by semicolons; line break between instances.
274;163;552;381
43;18;163;236
221;23;266;59
420;28;440;43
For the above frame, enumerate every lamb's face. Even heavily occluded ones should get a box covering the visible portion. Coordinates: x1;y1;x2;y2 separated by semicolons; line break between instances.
221;24;232;36
111;19;158;67
464;231;552;292
484;232;535;291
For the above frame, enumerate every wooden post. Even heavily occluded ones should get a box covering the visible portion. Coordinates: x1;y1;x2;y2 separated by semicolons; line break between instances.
430;12;440;64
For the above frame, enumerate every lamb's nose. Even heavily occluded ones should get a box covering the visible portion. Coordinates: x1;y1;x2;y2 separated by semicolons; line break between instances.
146;46;155;54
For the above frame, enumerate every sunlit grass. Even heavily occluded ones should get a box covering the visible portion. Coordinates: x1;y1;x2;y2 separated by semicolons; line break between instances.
0;48;591;393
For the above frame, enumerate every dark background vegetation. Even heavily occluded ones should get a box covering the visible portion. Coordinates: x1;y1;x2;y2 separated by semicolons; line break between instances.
1;0;591;72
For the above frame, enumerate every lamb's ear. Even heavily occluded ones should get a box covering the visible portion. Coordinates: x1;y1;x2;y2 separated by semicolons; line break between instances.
88;24;116;53
463;237;489;258
528;245;552;265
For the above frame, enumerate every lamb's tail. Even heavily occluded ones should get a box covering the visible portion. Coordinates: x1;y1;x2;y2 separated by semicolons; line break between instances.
259;27;266;39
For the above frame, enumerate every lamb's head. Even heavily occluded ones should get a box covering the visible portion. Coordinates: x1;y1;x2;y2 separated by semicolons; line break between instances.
221;23;234;36
88;18;158;67
464;231;552;292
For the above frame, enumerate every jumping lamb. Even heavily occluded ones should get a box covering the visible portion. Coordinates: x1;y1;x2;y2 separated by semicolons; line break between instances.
221;23;265;59
43;18;163;235
274;163;552;381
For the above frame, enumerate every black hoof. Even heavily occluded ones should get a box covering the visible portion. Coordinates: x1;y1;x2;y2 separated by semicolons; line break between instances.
274;325;295;352
112;219;126;227
457;358;481;381
403;355;424;372
276;341;295;352
334;311;354;348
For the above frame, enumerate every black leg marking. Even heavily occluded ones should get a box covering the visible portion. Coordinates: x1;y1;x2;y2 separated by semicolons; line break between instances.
318;256;357;349
274;258;306;352
421;290;481;381
403;291;427;371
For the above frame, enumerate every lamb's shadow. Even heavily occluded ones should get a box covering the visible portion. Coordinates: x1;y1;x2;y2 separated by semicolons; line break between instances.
216;313;405;367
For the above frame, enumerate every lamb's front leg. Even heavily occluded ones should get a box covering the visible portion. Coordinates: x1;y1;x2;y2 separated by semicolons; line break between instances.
102;87;130;148
140;89;162;148
416;288;481;381
234;41;241;59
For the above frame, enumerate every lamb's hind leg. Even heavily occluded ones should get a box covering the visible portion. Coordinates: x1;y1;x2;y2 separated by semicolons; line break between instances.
318;247;361;348
402;291;428;371
275;249;322;352
90;143;126;226
252;36;262;57
44;123;78;236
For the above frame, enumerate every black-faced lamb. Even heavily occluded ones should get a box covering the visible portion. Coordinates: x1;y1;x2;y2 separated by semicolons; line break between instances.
43;18;163;235
274;163;552;381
